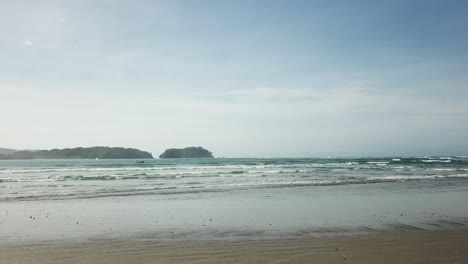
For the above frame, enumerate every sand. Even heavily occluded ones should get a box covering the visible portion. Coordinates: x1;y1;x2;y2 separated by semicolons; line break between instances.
2;171;468;263
3;183;468;245
2;230;468;264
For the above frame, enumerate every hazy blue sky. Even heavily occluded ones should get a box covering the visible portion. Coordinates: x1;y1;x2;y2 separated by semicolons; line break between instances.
1;0;467;157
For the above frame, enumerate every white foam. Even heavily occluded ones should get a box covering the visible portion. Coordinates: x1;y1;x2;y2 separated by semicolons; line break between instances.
366;161;389;166
422;159;451;163
440;157;453;160
432;168;457;171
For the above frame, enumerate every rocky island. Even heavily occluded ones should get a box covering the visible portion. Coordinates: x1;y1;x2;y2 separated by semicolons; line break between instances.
0;148;19;155
0;147;153;160
159;146;214;159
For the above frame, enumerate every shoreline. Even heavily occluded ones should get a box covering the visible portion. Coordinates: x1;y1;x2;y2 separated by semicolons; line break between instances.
2;183;468;246
2;229;468;264
2;157;468;263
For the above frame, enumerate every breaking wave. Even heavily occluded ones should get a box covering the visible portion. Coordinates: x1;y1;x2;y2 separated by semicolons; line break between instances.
1;156;468;201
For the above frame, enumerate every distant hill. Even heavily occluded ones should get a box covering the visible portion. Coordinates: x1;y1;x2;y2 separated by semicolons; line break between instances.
0;148;18;155
159;147;214;159
0;147;153;160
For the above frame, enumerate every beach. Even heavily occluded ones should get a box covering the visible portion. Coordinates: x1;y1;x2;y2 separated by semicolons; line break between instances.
2;230;468;264
1;158;468;263
3;0;468;262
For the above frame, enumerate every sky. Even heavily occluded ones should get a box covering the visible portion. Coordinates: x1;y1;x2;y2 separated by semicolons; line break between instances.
1;0;468;157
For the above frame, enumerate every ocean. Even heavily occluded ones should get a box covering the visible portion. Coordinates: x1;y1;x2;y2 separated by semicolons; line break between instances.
1;157;468;244
1;157;468;201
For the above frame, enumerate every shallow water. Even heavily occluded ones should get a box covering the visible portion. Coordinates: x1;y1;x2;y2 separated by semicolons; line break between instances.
1;157;467;201
1;157;468;245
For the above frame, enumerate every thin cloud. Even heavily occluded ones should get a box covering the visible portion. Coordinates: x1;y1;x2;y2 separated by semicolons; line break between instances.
23;41;33;45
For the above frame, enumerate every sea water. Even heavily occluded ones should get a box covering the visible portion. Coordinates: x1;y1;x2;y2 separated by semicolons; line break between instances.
1;157;468;201
1;157;468;244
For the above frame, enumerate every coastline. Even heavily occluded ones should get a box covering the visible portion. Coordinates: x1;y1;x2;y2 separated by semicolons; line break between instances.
2;157;468;263
2;182;468;246
2;229;468;264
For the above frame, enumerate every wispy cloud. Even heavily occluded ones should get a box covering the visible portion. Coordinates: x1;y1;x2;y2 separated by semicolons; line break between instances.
23;41;33;46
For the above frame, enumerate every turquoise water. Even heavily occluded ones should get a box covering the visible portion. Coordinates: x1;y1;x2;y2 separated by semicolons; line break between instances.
1;157;467;201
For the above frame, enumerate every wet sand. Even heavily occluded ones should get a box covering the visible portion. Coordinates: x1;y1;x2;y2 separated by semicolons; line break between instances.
2;180;468;263
2;230;468;264
3;183;468;245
